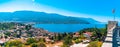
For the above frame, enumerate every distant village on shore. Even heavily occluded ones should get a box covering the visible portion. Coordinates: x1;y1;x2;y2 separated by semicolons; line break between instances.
0;22;107;47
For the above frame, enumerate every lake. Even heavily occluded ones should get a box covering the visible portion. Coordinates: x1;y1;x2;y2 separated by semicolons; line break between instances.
33;24;106;33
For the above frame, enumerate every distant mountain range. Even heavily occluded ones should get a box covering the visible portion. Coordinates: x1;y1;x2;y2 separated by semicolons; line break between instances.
0;11;100;24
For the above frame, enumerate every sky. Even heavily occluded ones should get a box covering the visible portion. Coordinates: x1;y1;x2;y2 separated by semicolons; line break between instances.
0;0;120;22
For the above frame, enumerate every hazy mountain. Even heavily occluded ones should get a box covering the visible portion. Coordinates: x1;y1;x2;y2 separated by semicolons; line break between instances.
0;11;100;24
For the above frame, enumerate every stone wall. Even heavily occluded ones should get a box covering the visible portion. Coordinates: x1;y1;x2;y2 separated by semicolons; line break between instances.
107;21;118;32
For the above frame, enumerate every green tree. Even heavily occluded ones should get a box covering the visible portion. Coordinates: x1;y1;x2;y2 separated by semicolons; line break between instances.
31;43;38;47
39;38;45;43
4;32;11;36
5;40;24;47
74;39;82;44
26;38;37;45
31;43;46;47
63;35;72;46
25;24;32;30
54;33;62;41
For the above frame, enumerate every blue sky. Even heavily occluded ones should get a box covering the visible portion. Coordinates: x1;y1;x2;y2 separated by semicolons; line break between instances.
0;0;120;22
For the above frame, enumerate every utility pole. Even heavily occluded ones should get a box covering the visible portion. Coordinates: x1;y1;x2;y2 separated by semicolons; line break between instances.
112;9;115;21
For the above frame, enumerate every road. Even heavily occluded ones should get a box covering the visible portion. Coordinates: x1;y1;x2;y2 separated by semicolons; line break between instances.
113;27;120;47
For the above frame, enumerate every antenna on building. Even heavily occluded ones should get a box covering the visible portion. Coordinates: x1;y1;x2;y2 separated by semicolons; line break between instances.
112;9;115;21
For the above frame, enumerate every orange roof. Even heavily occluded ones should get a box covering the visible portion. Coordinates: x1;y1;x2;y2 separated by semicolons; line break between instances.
84;32;92;36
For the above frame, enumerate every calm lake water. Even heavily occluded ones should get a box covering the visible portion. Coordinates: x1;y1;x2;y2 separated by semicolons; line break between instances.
33;24;105;33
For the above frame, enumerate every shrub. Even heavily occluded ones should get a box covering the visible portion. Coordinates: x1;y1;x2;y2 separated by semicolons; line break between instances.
39;38;45;43
63;35;73;45
31;43;38;47
74;39;82;44
26;38;37;45
87;41;103;47
5;40;24;47
31;43;46;47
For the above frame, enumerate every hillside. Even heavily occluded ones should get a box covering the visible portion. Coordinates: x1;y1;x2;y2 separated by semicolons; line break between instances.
0;11;99;24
